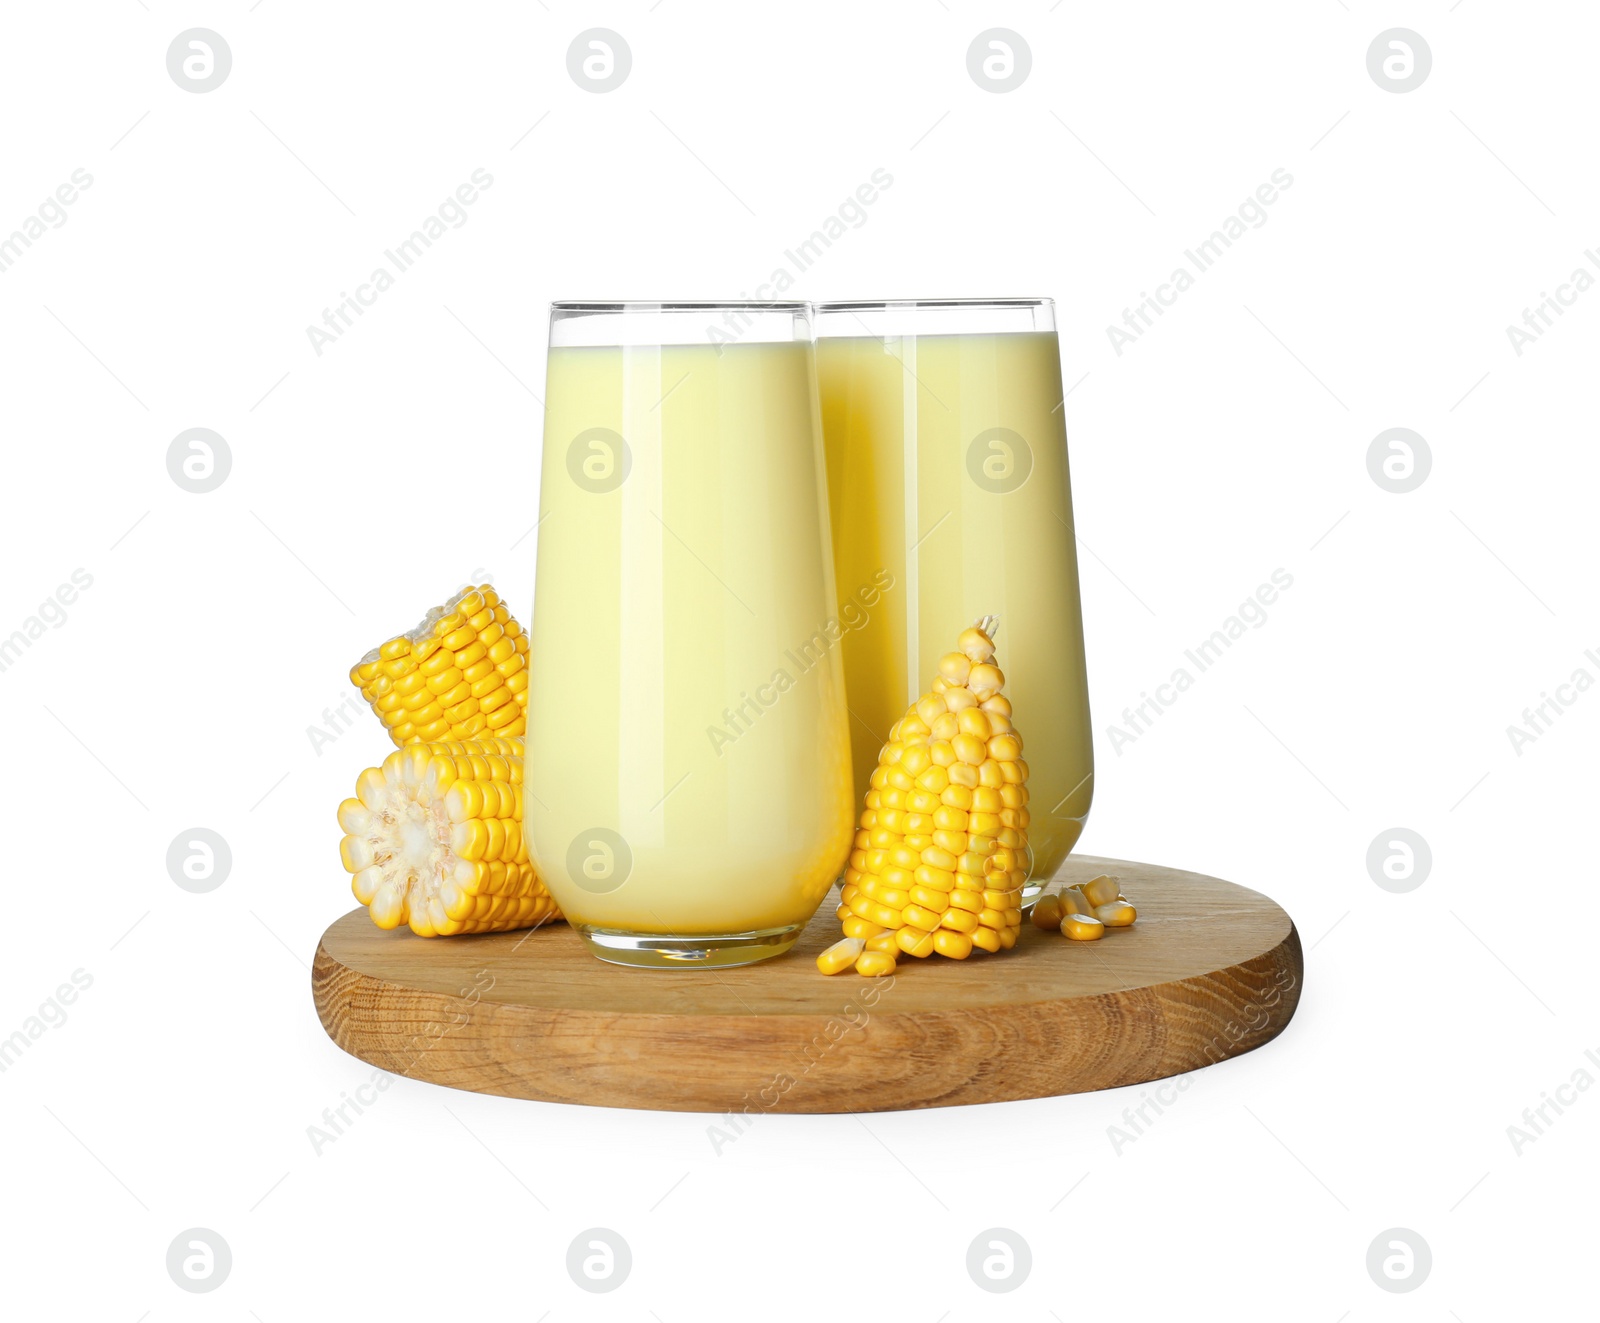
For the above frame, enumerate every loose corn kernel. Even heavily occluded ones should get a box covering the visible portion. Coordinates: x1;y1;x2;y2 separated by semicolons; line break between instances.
1061;912;1105;941
337;734;558;936
1082;874;1121;907
817;937;867;975
1061;886;1095;916
856;949;897;977
1095;900;1137;927
819;616;1027;972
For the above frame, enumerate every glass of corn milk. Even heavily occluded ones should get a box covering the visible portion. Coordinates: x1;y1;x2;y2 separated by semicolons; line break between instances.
814;299;1093;903
527;302;855;968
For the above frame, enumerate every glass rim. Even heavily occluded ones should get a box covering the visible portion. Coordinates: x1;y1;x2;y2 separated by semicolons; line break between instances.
813;298;1053;311
552;300;811;313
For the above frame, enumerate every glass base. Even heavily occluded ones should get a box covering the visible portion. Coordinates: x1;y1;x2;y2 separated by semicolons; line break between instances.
574;923;803;969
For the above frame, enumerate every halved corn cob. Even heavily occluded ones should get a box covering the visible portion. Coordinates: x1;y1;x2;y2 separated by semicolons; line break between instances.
818;616;1030;976
349;585;530;748
337;735;558;936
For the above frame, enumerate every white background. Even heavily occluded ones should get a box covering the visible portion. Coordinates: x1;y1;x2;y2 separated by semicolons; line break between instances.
1;2;1594;1317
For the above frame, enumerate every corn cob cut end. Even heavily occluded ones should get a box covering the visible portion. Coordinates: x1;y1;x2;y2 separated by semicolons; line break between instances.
337;734;559;937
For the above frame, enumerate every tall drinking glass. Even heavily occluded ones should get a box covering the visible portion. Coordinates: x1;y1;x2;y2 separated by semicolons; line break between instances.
814;299;1092;901
527;302;854;968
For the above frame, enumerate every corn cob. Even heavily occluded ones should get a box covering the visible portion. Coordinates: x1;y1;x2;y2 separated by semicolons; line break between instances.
349;585;530;748
819;616;1030;976
337;735;558;936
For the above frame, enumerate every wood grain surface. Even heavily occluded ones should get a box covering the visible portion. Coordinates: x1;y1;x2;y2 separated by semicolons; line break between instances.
312;854;1302;1113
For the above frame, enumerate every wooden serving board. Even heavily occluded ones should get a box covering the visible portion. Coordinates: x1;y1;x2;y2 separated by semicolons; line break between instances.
312;855;1302;1113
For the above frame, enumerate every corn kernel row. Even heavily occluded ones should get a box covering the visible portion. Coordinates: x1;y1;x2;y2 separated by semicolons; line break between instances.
349;585;530;748
337;734;559;937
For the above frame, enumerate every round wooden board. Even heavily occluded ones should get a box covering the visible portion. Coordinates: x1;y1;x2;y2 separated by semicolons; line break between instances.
312;855;1302;1113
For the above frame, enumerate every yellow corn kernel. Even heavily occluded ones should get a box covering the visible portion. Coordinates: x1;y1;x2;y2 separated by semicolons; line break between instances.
865;930;900;955
901;903;944;932
940;784;975;813
818;937;867;975
895;926;937;958
1082;874;1121;907
842;915;884;940
988;733;1022;761
1061;886;1094;916
958;627;995;662
969;925;1002;953
957;708;992;740
1032;893;1065;930
933;929;974;959
1095;900;1137;928
967;663;1004;701
1061;912;1105;941
350;584;530;749
869;903;905;929
855;949;897;977
337;735;559;937
953;733;987;766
